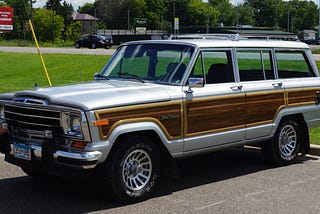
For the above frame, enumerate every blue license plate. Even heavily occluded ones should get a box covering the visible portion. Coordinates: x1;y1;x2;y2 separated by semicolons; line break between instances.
13;143;31;161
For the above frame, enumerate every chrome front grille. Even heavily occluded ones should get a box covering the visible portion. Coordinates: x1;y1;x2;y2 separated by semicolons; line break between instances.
4;104;62;140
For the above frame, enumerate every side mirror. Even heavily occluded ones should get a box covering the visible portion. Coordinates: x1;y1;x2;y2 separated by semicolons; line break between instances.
187;78;204;93
94;72;107;80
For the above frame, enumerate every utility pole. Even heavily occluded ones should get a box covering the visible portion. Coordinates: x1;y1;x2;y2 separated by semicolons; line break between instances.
173;2;175;35
128;9;130;31
318;0;320;38
52;1;55;43
30;0;36;20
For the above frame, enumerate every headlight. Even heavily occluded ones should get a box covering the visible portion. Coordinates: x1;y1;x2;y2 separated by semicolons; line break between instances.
0;104;4;120
62;111;86;138
0;104;8;131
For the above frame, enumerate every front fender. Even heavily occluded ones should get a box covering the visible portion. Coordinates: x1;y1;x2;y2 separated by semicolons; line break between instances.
105;121;184;157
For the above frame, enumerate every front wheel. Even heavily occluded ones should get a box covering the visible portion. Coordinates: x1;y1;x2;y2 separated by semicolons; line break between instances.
104;135;161;203
263;118;302;165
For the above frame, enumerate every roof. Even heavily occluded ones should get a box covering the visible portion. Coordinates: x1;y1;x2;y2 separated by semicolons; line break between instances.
72;12;98;21
125;37;310;50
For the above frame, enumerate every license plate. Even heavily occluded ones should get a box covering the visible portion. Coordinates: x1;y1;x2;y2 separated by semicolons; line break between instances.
13;143;31;161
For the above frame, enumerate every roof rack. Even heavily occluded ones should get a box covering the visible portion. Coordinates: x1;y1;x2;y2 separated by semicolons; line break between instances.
168;34;299;41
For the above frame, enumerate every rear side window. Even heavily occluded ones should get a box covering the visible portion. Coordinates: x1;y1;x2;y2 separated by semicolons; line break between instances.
275;51;315;78
237;50;274;81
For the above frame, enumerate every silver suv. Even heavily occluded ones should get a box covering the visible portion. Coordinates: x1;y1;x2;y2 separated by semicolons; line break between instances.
1;36;320;203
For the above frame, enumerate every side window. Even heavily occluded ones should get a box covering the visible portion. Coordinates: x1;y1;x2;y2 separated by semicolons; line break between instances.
190;53;205;78
276;51;315;78
238;50;274;81
191;50;234;84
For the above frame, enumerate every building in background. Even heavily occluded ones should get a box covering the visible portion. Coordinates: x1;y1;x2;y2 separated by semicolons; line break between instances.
72;12;98;35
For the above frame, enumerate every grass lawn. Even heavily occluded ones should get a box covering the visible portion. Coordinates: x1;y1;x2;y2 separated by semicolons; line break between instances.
0;51;320;144
0;52;110;93
309;128;320;145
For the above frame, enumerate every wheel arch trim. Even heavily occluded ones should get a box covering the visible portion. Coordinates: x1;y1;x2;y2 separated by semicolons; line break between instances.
106;121;184;156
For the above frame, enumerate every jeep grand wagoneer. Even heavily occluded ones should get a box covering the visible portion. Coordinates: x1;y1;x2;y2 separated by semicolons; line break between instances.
1;36;320;203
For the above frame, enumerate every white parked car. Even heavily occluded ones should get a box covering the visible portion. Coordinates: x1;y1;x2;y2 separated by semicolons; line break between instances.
1;35;320;203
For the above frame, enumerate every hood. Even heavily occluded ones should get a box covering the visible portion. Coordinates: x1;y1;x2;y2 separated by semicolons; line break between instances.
10;80;174;110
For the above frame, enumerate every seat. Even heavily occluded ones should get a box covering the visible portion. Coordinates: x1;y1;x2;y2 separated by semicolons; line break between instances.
207;63;233;84
162;62;186;83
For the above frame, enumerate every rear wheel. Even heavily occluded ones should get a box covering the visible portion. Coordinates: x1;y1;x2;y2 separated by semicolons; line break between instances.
104;134;161;203
263;118;302;165
91;43;96;49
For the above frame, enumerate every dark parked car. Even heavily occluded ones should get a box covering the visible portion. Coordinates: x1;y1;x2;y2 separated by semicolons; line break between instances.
75;35;113;49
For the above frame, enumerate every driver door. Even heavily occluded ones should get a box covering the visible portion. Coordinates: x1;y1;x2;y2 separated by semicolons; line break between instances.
183;50;246;152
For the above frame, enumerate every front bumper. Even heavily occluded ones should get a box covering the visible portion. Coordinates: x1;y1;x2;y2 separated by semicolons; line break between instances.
0;132;103;171
8;144;102;169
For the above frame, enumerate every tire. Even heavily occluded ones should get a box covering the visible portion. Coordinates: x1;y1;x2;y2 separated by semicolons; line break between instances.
263;118;302;166
104;134;161;203
75;43;80;49
91;43;96;49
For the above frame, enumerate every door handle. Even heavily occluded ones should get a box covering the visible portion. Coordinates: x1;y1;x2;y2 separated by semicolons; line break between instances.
272;82;283;87
230;85;243;90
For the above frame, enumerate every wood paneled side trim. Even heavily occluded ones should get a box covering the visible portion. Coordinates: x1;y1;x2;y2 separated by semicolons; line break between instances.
245;90;285;126
287;87;320;107
94;101;182;140
184;94;246;137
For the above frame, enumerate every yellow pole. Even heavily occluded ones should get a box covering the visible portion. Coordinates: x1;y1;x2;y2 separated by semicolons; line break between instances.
28;19;52;86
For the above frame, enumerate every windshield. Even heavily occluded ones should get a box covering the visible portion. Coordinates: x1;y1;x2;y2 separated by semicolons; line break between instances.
99;43;195;84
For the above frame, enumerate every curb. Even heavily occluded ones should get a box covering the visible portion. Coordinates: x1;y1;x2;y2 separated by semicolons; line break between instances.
310;144;320;156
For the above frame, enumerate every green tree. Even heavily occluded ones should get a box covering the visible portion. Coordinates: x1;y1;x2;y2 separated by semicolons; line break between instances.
78;3;95;16
0;1;7;7
145;0;168;30
163;0;189;33
94;0;107;26
245;0;282;28
45;0;73;39
279;0;318;33
210;0;235;26
32;8;64;42
7;0;31;39
187;0;218;26
65;21;81;41
235;3;255;26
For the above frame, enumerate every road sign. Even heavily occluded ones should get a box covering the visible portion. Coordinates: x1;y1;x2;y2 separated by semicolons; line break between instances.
0;7;13;31
174;17;179;30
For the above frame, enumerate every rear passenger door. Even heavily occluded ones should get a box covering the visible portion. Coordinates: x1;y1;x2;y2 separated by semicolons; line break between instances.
236;49;286;139
184;50;246;152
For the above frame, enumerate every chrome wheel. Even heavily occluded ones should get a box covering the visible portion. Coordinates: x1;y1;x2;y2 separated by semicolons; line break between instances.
122;149;152;191
278;124;297;158
105;135;161;203
262;118;302;166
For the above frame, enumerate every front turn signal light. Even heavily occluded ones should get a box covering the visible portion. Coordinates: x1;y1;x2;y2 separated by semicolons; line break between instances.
93;119;109;126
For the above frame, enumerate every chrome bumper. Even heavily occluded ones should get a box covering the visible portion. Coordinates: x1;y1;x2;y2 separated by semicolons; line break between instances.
9;144;102;169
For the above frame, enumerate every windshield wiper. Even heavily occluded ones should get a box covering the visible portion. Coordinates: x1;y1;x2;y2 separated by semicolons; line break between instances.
118;72;145;83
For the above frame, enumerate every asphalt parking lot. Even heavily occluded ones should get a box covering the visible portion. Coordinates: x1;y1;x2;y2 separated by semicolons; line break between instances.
1;146;320;214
